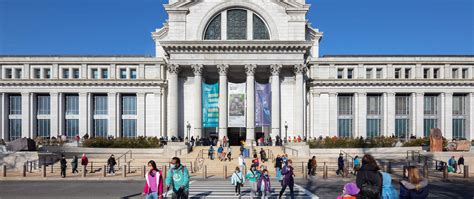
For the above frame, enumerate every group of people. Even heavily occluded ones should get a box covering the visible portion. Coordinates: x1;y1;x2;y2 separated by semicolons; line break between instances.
447;155;465;174
58;153;89;178
337;154;429;199
208;145;233;161
141;157;190;199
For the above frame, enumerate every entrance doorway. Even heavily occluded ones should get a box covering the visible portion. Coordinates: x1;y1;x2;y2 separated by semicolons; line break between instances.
228;128;246;146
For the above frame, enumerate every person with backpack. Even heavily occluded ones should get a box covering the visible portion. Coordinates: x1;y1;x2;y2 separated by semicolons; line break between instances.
356;154;383;199
337;153;344;176
279;159;295;199
353;156;360;176
165;157;190;199
231;166;245;196
208;146;215;160
252;154;260;168
258;169;272;199
142;160;164;199
275;155;283;181
107;154;117;175
399;166;429;199
217;145;224;161
71;155;78;174
381;172;398;199
60;156;67;178
246;166;260;198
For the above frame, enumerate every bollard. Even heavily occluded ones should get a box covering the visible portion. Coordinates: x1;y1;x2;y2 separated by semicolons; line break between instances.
224;165;227;179
303;166;307;180
51;164;54;173
3;165;6;177
163;165;167;180
43;165;47;178
29;161;33;173
190;162;193;173
323;165;328;179
143;165;146;177
203;165;207;180
411;151;415;161
22;164;27;177
103;165;107;177
82;165;87;178
90;162;94;173
423;164;428;179
464;165;469;178
443;166;448;180
127;162;131;174
122;165;127;177
301;162;304;174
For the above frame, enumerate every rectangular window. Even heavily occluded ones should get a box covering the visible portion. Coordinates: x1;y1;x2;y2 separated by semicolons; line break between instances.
227;9;247;40
366;68;373;79
63;68;69;79
424;95;438;115
453;95;466;115
94;119;108;137
404;68;411;79
395;119;410;138
122;119;137;138
367;119;381;137
338;119;353;138
347;68;353;79
395;95;411;138
452;95;467;139
65;119;79;138
72;68;80;79
9;95;22;115
337;69;344;79
394;68;401;79
120;69;127;79
338;95;353;115
395;95;411;115
452;68;459;79
423;68;430;79
122;95;137;115
14;69;22;79
34;68;41;79
9;119;22;141
375;68;382;79
462;69;468;79
367;95;382;115
433;68;440;79
91;68;99;79
424;119;437;137
338;95;353;137
367;95;382;137
37;95;50;115
65;95;79;115
452;119;465;139
94;95;108;115
102;69;108;79
5;68;12;79
37;119;50;138
130;69;137;79
44;68;51;79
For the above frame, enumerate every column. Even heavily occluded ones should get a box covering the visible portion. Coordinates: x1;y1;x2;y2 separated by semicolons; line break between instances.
245;64;256;143
270;64;282;144
329;93;338;137
218;64;229;141
21;92;31;138
108;92;117;137
167;64;180;139
469;93;474;141
79;92;88;137
110;64;116;79
294;64;307;137
137;93;146;136
1;94;5;140
50;92;59;137
413;93;424;137
386;92;396;137
356;93;367;138
192;64;203;138
444;93;453;140
58;93;64;136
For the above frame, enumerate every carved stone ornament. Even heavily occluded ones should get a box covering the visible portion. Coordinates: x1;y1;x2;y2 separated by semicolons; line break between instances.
245;64;257;76
167;64;180;75
293;64;308;74
270;64;282;76
429;128;443;152
191;64;204;76
217;64;229;76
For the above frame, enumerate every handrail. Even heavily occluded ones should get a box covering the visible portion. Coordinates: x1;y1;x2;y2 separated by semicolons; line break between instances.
116;150;132;167
194;149;205;172
339;150;354;172
283;146;299;157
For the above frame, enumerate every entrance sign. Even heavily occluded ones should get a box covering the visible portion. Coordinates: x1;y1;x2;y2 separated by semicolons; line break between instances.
202;82;219;128
255;82;271;126
228;82;246;127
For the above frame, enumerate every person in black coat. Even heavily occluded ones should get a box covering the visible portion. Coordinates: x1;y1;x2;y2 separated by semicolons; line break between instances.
336;153;344;176
60;156;67;178
107;154;117;175
356;154;383;199
400;166;429;199
458;155;465;174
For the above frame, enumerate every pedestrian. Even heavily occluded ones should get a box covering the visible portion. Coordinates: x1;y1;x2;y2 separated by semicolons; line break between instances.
259;148;267;163
297;136;301;142
309;156;317;176
275;155;283;181
227;149;232;161
353;156;360;176
337;182;360;199
60;156;67;178
400;166;429;199
356;154;382;199
217;145;223;160
238;154;246;173
381;172;398;199
190;136;195;147
223;136;228;147
252;154;260;168
458;155;464;174
231;166;245;196
208;146;215;160
258;169;272;199
279;159;295;199
336;153;344;176
81;153;89;172
246;166;260;198
448;156;457;173
165;157;190;199
142;160;164;199
107;154;116;175
71;155;79;174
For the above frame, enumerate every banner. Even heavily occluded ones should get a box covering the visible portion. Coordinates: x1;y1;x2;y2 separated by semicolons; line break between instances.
202;82;219;128
228;82;246;127
255;82;271;127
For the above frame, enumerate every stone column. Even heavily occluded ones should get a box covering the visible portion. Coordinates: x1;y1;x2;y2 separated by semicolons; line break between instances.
50;92;59;137
469;93;474;141
245;64;257;144
413;93;424;138
217;64;229;141
79;92;88;137
444;93;453;140
167;64;180;139
21;92;31;138
329;93;338;137
192;64;204;138
270;64;282;144
136;93;146;137
356;93;367;138
386;92;396;137
108;92;117;138
0;94;6;140
294;64;307;138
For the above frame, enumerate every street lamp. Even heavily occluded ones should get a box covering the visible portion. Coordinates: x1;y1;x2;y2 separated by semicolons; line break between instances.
186;122;191;142
284;121;288;144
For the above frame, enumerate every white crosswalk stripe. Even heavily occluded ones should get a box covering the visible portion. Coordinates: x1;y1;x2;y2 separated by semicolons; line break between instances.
188;179;318;198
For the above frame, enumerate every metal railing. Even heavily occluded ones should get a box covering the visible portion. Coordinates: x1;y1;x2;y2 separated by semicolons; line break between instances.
283;146;299;157
116;150;132;167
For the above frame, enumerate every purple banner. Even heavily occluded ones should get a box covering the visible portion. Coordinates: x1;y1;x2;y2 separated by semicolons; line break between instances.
255;82;271;127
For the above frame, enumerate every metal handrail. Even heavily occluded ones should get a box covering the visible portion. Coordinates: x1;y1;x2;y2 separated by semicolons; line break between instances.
283;146;299;157
339;150;355;171
116;150;132;167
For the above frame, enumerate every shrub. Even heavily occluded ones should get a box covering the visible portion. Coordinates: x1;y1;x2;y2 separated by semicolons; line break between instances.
308;136;399;148
82;136;162;148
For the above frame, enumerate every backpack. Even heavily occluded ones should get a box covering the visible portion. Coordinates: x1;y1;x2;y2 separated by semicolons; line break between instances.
359;171;381;199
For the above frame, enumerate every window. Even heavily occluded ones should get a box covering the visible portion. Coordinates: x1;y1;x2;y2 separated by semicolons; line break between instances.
122;95;137;115
375;68;382;79
338;95;353;137
122;119;137;138
204;14;221;40
424;94;439;137
423;68;429;79
395;95;410;115
121;95;136;137
63;68;69;79
72;68;80;79
462;69;468;79
94;119;108;137
452;68;459;79
94;95;108;115
14;69;22;79
120;69;127;79
453;95;467;139
253;14;269;40
367;95;382;115
395;95;411;138
337;69;344;79
227;9;247;40
5;68;12;79
33;68;41;79
44;68;51;79
37;119;50;138
65;95;79;115
433;68;440;79
130;69;137;79
65;119;79;138
347;68;353;79
102;69;108;79
404;68;411;79
366;68;372;79
9;95;22;115
91;68;99;79
395;68;401;79
37;95;50;115
367;95;382;137
9;119;22;141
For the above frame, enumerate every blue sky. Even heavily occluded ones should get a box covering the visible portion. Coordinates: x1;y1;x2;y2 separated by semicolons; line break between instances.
0;0;472;56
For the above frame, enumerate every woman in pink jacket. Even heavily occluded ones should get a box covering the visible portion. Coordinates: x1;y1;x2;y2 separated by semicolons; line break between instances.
142;160;164;199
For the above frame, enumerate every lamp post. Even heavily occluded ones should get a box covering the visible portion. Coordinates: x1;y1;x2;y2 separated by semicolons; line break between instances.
284;121;288;144
186;122;191;141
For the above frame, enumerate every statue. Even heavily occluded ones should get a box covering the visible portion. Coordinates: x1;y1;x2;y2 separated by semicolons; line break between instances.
429;128;443;152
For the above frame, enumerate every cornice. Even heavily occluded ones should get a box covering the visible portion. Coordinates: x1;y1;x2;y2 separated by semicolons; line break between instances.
160;41;312;54
0;57;164;65
0;80;166;87
308;79;474;87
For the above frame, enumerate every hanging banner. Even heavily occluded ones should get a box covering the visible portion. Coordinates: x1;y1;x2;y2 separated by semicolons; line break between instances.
228;82;246;127
255;82;271;127
202;82;219;128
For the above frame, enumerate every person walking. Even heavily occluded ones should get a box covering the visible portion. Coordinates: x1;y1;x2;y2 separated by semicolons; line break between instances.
258;169;272;199
356;154;383;199
231;167;245;196
165;157;190;199
337;182;360;199
381;172;398;199
457;155;464;174
223;136;228;147
252;154;260;168
246;166;260;198
353;156;360;176
217;145;224;160
208;146;215;160
309;156;317;176
337;153;344;176
259;148;267;163
71;155;79;174
81;153;89;173
107;154;117;175
279;159;295;199
142;160;164;199
238;154;246;172
400;166;429;199
275;155;283;181
60;156;67;178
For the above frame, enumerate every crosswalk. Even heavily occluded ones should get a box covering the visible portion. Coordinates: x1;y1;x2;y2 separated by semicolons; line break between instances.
188;179;319;198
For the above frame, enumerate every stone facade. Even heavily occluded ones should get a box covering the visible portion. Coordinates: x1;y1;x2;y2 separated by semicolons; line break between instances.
0;0;473;143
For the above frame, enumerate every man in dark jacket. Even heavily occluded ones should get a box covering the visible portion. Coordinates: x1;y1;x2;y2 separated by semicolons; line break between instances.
60;156;67;178
107;154;116;175
458;155;465;174
336;153;344;176
356;154;383;199
71;155;78;174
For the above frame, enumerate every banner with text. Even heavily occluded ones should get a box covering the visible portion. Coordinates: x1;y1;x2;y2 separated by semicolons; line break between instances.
255;82;271;127
202;82;219;128
228;82;246;127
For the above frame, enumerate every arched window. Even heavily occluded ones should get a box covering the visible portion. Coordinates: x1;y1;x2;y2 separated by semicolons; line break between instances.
203;8;270;40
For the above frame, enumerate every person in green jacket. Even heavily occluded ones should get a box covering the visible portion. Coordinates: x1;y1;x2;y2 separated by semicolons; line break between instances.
166;157;190;199
246;166;261;198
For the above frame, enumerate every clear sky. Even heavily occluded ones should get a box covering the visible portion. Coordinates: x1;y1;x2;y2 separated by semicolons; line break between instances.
0;0;473;56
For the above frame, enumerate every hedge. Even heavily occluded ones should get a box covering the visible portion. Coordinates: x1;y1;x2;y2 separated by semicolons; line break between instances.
82;136;162;148
307;137;446;148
